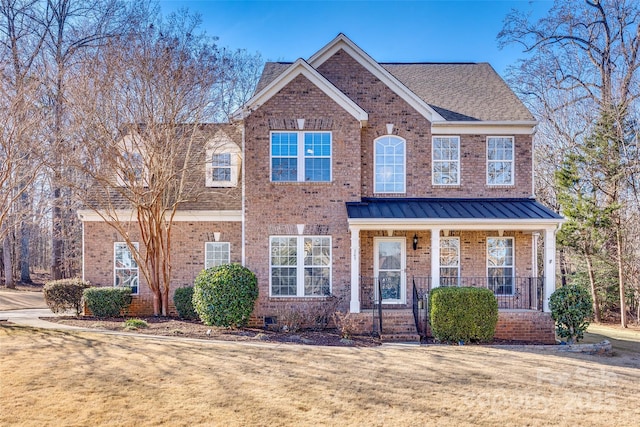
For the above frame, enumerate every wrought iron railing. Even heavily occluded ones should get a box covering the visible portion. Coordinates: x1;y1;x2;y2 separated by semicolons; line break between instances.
360;276;543;311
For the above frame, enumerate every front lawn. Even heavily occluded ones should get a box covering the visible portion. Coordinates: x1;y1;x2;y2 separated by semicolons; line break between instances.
1;324;638;426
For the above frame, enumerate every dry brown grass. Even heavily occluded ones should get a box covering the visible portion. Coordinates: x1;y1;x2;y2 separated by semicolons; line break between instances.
0;324;638;427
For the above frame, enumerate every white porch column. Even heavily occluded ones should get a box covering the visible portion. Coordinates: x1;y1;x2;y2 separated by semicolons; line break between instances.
350;227;361;313
431;228;441;289
543;227;557;312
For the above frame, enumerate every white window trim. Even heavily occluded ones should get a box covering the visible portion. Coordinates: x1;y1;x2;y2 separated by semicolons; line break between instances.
206;132;241;188
440;237;460;286
373;135;406;194
486;236;515;296
269;131;332;183
432;136;460;186
204;242;231;269
269;235;332;297
486;136;515;186
114;242;139;295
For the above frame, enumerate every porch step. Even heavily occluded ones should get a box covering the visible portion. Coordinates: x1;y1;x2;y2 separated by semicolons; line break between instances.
376;309;420;342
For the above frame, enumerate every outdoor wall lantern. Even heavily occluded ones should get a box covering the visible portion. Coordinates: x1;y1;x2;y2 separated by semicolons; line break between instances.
413;233;419;250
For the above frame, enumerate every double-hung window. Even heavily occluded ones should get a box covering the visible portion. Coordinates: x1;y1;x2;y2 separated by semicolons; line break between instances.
211;154;232;182
114;242;139;294
487;136;514;185
270;236;331;297
433;136;460;185
374;136;406;193
440;237;460;286
271;132;331;182
204;242;230;269
487;237;514;295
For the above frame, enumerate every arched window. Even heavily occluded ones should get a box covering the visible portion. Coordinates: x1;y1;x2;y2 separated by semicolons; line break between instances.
374;136;405;193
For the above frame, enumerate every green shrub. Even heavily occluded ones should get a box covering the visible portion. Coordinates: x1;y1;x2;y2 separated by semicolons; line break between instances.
550;284;593;344
43;279;91;316
83;287;133;318
173;287;198;320
192;264;258;327
430;287;498;343
123;318;148;330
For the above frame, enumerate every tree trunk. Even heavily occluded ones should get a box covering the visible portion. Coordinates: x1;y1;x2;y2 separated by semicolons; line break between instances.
559;247;568;287
50;184;63;280
152;289;161;316
20;221;31;283
585;253;600;323
616;227;627;328
3;235;14;289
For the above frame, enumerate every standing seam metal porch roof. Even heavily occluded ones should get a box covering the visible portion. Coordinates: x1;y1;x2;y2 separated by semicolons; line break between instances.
346;198;563;221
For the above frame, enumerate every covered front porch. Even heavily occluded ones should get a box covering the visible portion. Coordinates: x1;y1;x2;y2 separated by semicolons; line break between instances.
346;198;565;317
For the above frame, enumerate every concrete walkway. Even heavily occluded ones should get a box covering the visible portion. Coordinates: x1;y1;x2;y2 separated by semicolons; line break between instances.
0;289;91;331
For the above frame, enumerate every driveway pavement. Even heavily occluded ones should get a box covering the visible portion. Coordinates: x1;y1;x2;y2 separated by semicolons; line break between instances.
0;289;88;330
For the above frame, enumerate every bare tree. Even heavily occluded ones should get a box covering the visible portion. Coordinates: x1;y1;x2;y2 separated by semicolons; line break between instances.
500;0;640;327
70;8;230;315
0;0;49;287
42;0;134;280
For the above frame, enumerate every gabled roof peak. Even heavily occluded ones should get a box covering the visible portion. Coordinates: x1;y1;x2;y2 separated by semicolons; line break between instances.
308;33;446;122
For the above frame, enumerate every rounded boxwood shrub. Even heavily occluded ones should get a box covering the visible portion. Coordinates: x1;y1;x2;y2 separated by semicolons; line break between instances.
192;264;258;327
549;284;593;344
430;286;498;343
173;286;198;320
83;287;133;318
43;278;91;316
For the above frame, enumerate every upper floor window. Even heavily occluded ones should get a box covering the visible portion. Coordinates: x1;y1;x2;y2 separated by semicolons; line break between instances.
432;136;460;185
205;242;230;269
211;154;231;181
116;134;148;187
271;132;331;182
487;136;514;185
114;242;139;294
374;136;405;193
206;130;241;187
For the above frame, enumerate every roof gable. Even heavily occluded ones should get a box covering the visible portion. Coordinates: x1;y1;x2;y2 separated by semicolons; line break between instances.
308;33;446;123
234;58;368;126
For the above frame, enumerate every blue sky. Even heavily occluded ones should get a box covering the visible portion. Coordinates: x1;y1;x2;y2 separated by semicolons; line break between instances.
159;0;553;76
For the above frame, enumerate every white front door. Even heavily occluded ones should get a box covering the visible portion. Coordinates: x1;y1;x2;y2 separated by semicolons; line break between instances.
374;237;406;304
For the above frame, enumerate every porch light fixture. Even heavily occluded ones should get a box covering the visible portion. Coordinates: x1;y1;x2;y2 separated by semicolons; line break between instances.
413;233;418;250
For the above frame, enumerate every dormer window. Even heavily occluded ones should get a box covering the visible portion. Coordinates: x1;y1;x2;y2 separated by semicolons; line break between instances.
116;134;148;187
211;153;232;182
206;130;241;187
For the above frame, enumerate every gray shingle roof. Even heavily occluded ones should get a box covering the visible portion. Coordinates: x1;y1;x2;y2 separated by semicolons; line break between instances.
346;198;562;220
254;61;533;122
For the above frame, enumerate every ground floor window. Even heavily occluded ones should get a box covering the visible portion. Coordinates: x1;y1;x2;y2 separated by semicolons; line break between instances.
205;242;230;269
114;242;139;294
487;237;514;295
270;236;331;297
440;237;460;286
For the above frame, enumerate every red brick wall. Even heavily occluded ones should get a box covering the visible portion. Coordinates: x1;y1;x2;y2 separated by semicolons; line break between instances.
244;73;362;317
495;311;556;344
83;220;241;316
316;49;533;198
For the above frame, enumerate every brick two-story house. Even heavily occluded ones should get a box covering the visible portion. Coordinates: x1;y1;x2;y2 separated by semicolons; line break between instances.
79;34;563;342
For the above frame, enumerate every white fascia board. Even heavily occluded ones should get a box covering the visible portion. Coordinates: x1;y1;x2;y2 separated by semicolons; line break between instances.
431;121;538;135
347;217;564;231
77;209;242;222
308;33;446;123
234;58;368;126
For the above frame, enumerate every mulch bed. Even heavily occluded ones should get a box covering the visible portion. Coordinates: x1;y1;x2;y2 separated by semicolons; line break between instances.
42;315;381;347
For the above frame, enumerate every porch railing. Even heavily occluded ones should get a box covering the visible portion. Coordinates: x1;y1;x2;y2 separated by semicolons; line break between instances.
360;276;544;311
